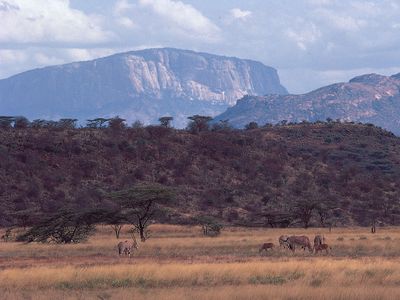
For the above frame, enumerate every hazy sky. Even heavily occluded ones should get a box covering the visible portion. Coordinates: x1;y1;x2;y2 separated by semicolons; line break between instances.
1;0;400;93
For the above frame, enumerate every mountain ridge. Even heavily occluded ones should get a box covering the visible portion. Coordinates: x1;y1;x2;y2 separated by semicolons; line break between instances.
0;48;287;127
215;72;400;134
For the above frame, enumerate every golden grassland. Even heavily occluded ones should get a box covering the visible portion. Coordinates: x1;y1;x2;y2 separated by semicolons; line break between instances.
1;225;400;299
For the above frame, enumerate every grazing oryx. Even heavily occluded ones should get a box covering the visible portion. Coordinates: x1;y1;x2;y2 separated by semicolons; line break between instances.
117;234;139;258
314;243;331;254
313;235;325;247
287;235;313;253
278;235;290;249
259;242;274;253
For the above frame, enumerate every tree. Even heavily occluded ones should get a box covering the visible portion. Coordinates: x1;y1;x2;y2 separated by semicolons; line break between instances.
109;184;174;241
278;120;288;126
158;116;173;128
131;120;144;128
58;118;78;129
86;118;110;128
14;116;30;129
211;119;231;131
245;122;259;130
17;209;97;244
108;116;126;131
102;208;126;239
0;116;14;129
1;228;14;242
292;197;318;228
42;120;58;128
187;115;212;134
111;224;124;239
196;215;223;236
31;119;47;128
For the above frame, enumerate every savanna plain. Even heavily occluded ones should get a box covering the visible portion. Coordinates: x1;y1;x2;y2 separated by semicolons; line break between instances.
1;225;400;300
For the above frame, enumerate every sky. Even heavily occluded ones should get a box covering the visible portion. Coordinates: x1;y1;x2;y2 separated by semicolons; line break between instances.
0;0;400;94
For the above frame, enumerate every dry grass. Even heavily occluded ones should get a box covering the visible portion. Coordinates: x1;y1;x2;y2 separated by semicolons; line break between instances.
1;225;400;299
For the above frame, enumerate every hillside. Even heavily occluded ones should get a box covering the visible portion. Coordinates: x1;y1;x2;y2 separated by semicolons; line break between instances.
1;122;400;228
215;73;400;135
0;48;287;127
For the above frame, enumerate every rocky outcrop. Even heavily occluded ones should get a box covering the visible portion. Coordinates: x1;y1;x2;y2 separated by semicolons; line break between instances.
0;48;287;127
215;73;400;134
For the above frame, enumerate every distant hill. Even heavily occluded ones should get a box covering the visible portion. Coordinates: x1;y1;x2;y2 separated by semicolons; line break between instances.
1;122;399;228
0;48;287;127
215;73;400;134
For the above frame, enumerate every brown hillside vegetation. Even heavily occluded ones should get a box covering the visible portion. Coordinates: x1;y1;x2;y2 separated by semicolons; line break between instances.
1;121;400;227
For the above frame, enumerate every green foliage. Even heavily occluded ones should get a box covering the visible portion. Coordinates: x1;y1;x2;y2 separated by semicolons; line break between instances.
58;119;77;129
86;118;110;128
1;228;14;242
14;116;30;129
245;122;259;130
16;210;98;244
0;116;14;129
196;215;223;236
187;115;212;134
158;116;174;128
108;116;126;131
211;119;232;131
109;184;174;241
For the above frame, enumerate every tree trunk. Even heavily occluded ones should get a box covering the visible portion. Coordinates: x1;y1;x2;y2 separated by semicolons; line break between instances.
139;226;146;242
111;225;123;239
371;220;376;233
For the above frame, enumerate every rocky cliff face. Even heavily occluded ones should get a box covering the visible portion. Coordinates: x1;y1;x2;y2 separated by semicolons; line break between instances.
0;48;287;127
215;73;400;134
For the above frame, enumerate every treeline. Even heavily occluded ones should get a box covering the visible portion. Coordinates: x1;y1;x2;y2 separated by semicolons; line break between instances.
0;115;385;132
0;115;400;237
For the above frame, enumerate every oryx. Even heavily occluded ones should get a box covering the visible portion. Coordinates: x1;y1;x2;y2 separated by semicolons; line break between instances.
117;233;139;258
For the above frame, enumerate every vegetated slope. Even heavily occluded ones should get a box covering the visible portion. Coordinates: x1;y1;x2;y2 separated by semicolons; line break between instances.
0;48;287;127
215;73;400;135
1;122;400;228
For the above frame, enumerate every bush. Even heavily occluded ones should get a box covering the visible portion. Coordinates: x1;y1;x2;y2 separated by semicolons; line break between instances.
196;215;223;237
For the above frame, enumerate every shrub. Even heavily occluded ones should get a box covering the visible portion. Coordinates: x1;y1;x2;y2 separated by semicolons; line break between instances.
196;215;223;237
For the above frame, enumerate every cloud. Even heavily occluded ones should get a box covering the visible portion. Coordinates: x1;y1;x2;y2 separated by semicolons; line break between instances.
307;0;335;5
114;0;134;15
113;0;136;29
0;0;112;45
230;8;252;21
138;0;220;41
317;9;367;32
64;48;117;62
286;22;321;51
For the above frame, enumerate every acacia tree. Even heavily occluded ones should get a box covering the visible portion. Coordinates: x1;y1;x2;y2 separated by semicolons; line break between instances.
245;122;259;130
109;184;174;242
110;224;124;239
14;116;30;129
31;119;47;128
187;115;212;134
86;118;110;128
58;118;78;129
158;116;173;128
293;197;318;228
0;116;14;129
16;209;96;244
109;116;126;131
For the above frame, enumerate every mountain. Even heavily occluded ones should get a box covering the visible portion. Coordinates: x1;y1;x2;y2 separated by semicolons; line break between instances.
0;48;287;127
215;73;400;134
